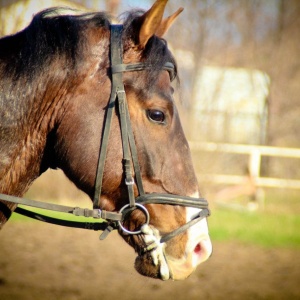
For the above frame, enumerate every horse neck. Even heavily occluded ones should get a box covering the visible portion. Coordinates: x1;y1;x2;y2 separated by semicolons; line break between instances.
0;117;44;228
0;82;68;196
0;70;74;231
0;128;46;195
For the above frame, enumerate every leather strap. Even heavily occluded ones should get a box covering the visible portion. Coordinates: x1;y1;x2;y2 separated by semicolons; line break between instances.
118;89;136;207
0;193;122;221
160;209;210;243
0;201;12;219
136;193;208;209
111;62;175;81
93;25;123;209
93;24;146;209
15;207;113;231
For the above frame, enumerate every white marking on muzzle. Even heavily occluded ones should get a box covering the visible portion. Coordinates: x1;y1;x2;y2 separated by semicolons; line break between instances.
139;192;212;280
185;192;212;267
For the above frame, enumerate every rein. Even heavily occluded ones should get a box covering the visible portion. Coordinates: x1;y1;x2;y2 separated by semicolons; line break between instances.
0;25;210;243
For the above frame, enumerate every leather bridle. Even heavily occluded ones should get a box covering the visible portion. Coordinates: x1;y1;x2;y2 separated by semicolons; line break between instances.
0;25;210;243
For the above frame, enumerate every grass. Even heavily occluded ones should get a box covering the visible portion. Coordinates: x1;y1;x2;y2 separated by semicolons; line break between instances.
208;208;300;248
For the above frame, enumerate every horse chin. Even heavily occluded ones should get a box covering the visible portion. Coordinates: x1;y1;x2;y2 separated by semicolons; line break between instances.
134;254;163;280
120;224;170;280
134;251;195;281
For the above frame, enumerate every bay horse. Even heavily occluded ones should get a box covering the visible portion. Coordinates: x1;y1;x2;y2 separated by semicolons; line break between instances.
0;0;212;280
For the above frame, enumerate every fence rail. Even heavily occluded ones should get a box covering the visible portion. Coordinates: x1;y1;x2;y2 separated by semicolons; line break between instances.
189;142;300;190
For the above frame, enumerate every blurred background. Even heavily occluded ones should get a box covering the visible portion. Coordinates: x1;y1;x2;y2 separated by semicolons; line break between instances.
0;1;299;299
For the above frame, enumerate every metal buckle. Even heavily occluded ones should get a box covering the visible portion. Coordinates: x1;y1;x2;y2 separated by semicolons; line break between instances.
125;177;134;185
118;203;150;235
117;89;125;95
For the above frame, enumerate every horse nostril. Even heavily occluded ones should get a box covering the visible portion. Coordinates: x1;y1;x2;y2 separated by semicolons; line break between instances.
194;243;202;254
191;238;212;267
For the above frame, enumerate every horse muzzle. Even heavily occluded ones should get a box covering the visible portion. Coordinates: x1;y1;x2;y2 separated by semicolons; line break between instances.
165;235;212;280
132;223;212;281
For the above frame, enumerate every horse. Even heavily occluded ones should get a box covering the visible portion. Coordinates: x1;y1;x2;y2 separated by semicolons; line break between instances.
0;0;212;280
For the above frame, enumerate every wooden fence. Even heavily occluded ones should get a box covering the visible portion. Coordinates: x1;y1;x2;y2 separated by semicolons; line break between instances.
189;142;300;190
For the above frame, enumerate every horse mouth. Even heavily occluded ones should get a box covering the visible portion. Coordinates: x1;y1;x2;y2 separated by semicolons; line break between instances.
121;224;171;280
134;241;172;280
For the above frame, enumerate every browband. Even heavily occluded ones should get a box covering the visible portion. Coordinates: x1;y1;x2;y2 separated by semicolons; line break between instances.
111;62;176;81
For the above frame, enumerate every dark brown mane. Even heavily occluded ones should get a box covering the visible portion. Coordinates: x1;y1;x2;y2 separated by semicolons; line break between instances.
0;8;177;83
0;9;111;80
0;9;112;146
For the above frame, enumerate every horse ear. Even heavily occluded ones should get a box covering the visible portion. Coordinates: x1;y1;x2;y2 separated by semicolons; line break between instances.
138;0;168;49
156;8;184;38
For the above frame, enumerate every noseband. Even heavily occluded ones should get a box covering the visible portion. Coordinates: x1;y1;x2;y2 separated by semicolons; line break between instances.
0;25;210;244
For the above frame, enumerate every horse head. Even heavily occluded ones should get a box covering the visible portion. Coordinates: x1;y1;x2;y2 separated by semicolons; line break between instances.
0;0;212;280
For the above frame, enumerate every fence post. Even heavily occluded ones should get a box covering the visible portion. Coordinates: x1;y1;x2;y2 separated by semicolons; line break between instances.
249;149;265;210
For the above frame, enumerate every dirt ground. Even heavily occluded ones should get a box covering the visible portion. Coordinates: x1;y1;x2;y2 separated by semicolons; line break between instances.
0;222;299;300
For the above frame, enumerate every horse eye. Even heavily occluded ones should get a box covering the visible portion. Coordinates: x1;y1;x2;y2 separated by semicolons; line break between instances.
147;109;166;124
